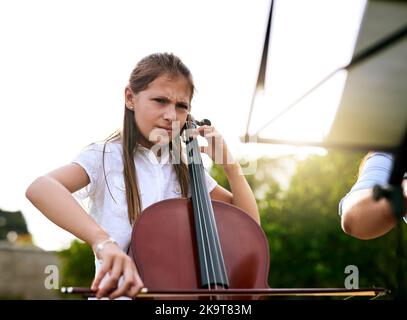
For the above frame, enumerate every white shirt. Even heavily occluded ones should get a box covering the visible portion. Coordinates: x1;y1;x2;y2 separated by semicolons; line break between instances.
72;139;217;273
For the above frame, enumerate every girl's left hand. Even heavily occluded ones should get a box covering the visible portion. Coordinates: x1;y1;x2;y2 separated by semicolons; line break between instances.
194;125;235;167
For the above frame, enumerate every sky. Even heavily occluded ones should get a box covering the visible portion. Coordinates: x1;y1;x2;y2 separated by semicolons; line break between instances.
0;0;366;250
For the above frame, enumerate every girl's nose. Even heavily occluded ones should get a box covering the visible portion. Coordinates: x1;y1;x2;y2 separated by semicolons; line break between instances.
163;105;177;121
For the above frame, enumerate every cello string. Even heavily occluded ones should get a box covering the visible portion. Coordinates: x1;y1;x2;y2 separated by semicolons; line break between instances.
197;154;227;287
191;139;218;288
188;128;211;288
194;123;228;287
186;119;212;288
191;122;227;288
186;117;229;289
190;127;217;288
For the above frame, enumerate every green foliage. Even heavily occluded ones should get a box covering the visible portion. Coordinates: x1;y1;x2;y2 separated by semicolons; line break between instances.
211;151;407;298
57;239;95;288
0;209;29;240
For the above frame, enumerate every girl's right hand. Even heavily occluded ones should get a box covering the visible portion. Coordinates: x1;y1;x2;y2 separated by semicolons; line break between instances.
91;242;144;299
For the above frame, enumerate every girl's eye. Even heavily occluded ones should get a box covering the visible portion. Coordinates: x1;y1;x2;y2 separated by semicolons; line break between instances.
153;98;188;110
154;98;166;104
177;104;189;110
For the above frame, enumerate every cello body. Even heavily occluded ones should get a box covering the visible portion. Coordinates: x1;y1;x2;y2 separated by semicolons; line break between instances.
128;198;270;292
128;116;270;299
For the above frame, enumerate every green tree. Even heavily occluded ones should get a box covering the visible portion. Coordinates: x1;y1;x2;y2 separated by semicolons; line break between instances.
58;240;95;290
0;209;30;240
211;151;407;298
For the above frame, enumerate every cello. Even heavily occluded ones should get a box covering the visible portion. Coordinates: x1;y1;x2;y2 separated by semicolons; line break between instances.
61;117;388;299
127;115;270;299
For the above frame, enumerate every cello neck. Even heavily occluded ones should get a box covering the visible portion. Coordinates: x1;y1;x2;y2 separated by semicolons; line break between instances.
183;115;229;289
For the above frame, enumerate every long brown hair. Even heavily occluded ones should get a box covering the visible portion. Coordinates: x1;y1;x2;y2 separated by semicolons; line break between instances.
103;53;193;225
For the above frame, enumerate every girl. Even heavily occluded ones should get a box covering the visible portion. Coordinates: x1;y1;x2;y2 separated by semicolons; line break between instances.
26;52;260;299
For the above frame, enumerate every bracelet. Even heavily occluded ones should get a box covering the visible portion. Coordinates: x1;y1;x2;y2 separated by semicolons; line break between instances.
94;237;118;255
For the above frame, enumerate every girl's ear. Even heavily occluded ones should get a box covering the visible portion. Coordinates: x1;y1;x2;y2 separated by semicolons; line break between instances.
124;86;135;110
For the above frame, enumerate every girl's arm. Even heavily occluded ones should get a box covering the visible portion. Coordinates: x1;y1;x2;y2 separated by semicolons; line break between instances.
26;164;109;246
196;126;260;225
25;164;143;299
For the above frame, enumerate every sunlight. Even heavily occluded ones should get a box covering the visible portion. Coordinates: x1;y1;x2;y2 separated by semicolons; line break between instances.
0;0;371;250
258;70;348;142
247;0;367;145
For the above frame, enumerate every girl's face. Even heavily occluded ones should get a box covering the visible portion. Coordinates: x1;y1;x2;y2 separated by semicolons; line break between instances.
125;74;192;148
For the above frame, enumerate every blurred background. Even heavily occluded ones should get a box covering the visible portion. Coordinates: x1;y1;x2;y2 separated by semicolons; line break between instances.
0;0;405;299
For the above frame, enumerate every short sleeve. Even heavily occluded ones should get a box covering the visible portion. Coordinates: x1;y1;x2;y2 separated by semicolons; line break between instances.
338;152;394;216
349;152;394;193
71;143;105;199
204;169;218;193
